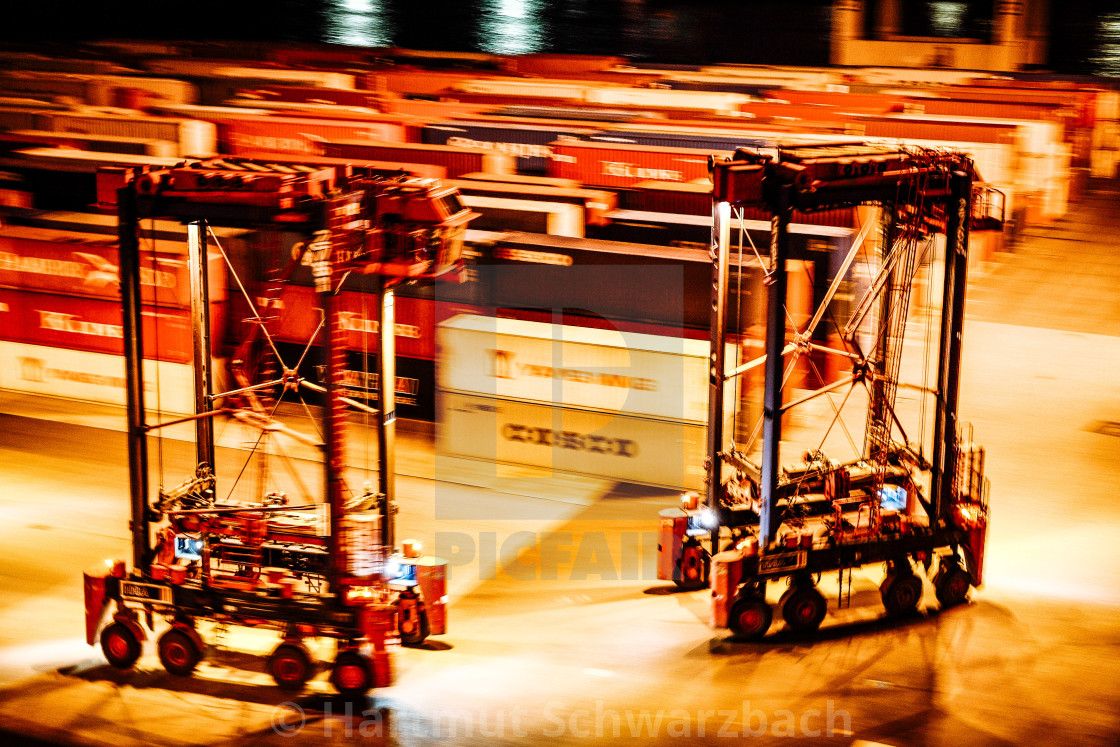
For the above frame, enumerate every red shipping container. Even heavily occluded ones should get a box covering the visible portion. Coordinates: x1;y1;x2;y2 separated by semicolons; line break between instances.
262;285;438;361
215;115;407;158
362;69;487;97
624;180;856;227
845;115;1017;145
548;140;729;189
501;54;627;77
0;287;198;363
0;225;227;308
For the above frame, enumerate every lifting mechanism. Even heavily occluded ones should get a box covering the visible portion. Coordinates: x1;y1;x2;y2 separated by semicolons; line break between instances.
82;158;476;693
657;143;1000;638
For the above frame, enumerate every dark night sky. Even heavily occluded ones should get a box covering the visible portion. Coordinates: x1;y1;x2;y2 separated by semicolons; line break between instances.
2;1;1117;76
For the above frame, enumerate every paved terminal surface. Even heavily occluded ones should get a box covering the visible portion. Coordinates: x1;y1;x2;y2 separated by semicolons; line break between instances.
1;185;1119;745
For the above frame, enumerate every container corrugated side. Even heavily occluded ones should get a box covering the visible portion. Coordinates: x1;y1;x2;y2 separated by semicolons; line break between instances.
4;129;178;157
1;72;201;107
548;140;726;188
422;120;598;175
233;85;386;108
437;390;709;490
623;181;858;228
320;140;514;177
503;54;628;77
588;128;772;153
449;178;616;226
438;313;732;423
0;287;195;363
0;72;93;103
210;67;357;90
459;194;584;238
362;70;485;97
377;97;493;120
0;107;49;131
452;78;595;101
217;115;407;158
261;284;437;361
586;87;750;115
0;54;134;76
0;340;198;414
36;112;218;157
846;116;1017;146
0;224;226;308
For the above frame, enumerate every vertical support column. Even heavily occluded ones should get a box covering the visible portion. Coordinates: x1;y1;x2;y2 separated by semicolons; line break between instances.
311;206;352;591
875;0;901;38
867;206;896;461
931;170;972;523
117;186;151;573
187;220;214;469
760;186;791;549
323;281;349;588
994;0;1026;70
831;0;865;66
706;200;732;550
377;277;397;551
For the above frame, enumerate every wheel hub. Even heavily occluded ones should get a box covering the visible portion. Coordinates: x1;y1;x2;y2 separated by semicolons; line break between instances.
107;634;129;658
338;664;365;690
277;659;302;680
166;642;189;667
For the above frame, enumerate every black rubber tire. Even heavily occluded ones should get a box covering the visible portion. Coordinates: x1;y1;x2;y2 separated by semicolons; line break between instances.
881;573;923;616
157;628;202;676
100;621;142;669
781;585;828;632
399;606;431;647
330;650;372;696
268;643;314;691
728;597;772;641
935;564;973;609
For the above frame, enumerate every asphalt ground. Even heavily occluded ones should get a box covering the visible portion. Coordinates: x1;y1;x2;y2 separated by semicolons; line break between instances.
1;183;1119;745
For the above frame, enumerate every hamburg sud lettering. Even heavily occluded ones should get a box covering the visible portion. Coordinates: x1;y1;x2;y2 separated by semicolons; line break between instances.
489;349;657;391
37;310;122;338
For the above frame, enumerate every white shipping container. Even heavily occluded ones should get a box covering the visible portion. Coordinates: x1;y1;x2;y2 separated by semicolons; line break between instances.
37;111;217;156
438;314;736;424
0;341;203;415
454;79;592;101
585;87;750;114
211;68;357;90
437;391;709;490
92;75;199;106
8;147;182;170
459;195;584;238
144;59;265;77
696;66;840;89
